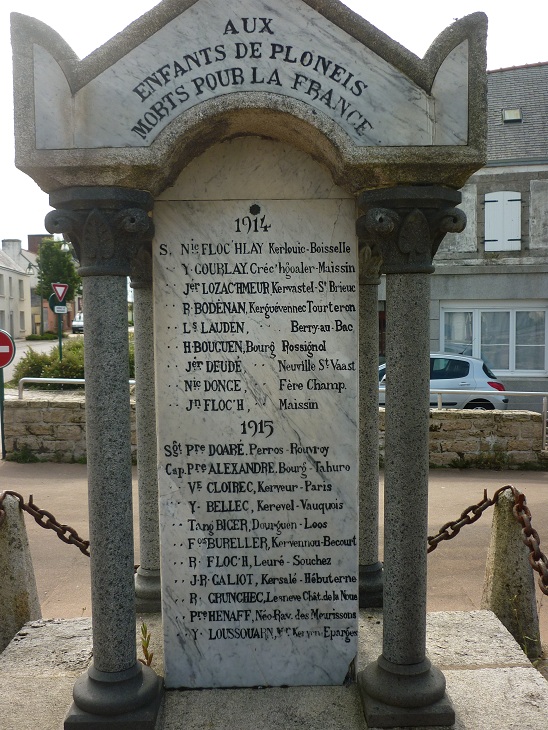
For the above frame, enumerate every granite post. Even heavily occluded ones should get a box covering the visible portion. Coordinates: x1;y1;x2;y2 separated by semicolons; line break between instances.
131;247;161;613
481;489;541;659
45;187;162;729
357;186;466;727
356;228;383;608
0;494;41;652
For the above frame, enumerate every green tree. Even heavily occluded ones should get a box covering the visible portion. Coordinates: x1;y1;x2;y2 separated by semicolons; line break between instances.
35;238;82;302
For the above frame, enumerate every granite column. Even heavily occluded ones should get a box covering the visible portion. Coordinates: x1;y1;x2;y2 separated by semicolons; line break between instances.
46;187;162;729
356;186;466;727
131;247;161;612
356;224;383;608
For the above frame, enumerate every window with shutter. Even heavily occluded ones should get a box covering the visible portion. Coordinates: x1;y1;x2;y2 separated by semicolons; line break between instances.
484;191;521;251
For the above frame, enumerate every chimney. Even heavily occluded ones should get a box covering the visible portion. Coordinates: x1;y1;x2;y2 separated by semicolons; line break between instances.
27;235;49;254
1;239;22;263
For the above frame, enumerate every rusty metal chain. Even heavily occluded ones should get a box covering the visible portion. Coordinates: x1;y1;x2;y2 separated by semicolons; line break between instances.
428;484;548;595
2;486;546;595
0;490;90;557
511;487;548;596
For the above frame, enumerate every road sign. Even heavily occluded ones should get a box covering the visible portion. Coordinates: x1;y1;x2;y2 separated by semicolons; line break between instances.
52;282;69;302
54;306;68;314
0;329;16;369
49;293;67;313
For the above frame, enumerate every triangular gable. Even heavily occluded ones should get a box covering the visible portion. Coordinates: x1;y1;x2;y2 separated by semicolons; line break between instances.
11;0;487;193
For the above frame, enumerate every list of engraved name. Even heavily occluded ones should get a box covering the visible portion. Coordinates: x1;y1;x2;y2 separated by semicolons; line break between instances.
155;202;358;681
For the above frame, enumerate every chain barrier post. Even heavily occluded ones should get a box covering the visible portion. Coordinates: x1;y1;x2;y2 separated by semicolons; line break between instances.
0;491;90;555
427;485;548;596
0;493;41;652
481;489;541;659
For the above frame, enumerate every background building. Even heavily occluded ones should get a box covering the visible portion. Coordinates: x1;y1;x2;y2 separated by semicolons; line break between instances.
0;240;32;338
1;236;82;335
379;62;548;402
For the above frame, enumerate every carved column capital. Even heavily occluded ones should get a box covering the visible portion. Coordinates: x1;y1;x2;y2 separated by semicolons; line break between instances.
357;186;466;275
356;213;386;286
45;187;154;277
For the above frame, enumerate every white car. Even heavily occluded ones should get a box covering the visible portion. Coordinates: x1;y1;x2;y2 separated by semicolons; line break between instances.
71;312;84;334
379;354;508;410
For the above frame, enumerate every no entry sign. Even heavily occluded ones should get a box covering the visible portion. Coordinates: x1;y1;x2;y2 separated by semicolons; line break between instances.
0;330;16;369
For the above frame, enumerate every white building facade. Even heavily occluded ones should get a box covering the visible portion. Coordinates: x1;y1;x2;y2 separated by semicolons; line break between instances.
0;241;32;339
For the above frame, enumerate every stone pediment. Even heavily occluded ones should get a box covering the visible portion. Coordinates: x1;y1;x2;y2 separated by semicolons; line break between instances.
11;0;487;193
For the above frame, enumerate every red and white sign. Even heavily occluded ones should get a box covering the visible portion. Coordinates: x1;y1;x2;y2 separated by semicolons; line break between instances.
52;282;69;302
0;330;16;369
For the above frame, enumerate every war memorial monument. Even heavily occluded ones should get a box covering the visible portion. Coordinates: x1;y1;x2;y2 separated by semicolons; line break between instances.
10;0;489;726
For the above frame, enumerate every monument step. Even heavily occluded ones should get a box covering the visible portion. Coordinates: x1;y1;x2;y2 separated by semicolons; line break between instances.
1;610;546;730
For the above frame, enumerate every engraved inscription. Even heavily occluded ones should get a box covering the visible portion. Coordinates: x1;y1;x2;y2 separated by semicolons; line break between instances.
154;198;358;688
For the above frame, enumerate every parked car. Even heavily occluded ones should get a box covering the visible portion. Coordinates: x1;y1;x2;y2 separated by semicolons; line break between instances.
378;353;508;410
71;312;84;334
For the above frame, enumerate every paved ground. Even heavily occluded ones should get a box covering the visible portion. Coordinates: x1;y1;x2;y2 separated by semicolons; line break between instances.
1;461;546;651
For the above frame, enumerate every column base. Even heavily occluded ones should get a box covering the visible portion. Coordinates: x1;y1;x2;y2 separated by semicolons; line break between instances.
358;656;455;728
65;662;162;729
359;688;455;728
359;562;383;608
64;697;162;729
135;568;161;613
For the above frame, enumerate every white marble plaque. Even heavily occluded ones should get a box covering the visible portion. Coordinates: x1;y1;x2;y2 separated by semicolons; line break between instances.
31;0;469;150
154;198;358;688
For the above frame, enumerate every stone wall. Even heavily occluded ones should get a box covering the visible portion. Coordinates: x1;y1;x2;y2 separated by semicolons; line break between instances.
3;396;136;463
3;397;547;468
380;408;547;468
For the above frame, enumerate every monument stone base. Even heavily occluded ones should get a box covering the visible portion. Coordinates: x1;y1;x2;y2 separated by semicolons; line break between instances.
2;611;547;730
64;695;162;730
358;655;455;727
358;688;455;728
64;662;162;730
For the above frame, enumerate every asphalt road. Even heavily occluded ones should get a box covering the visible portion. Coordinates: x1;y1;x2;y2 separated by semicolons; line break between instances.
1;461;546;653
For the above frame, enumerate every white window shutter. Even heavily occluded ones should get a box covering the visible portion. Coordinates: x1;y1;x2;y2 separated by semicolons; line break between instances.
502;191;521;250
484;192;502;250
484;191;521;251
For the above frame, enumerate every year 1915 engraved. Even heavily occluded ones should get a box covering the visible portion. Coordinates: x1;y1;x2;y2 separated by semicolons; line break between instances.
241;419;274;438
